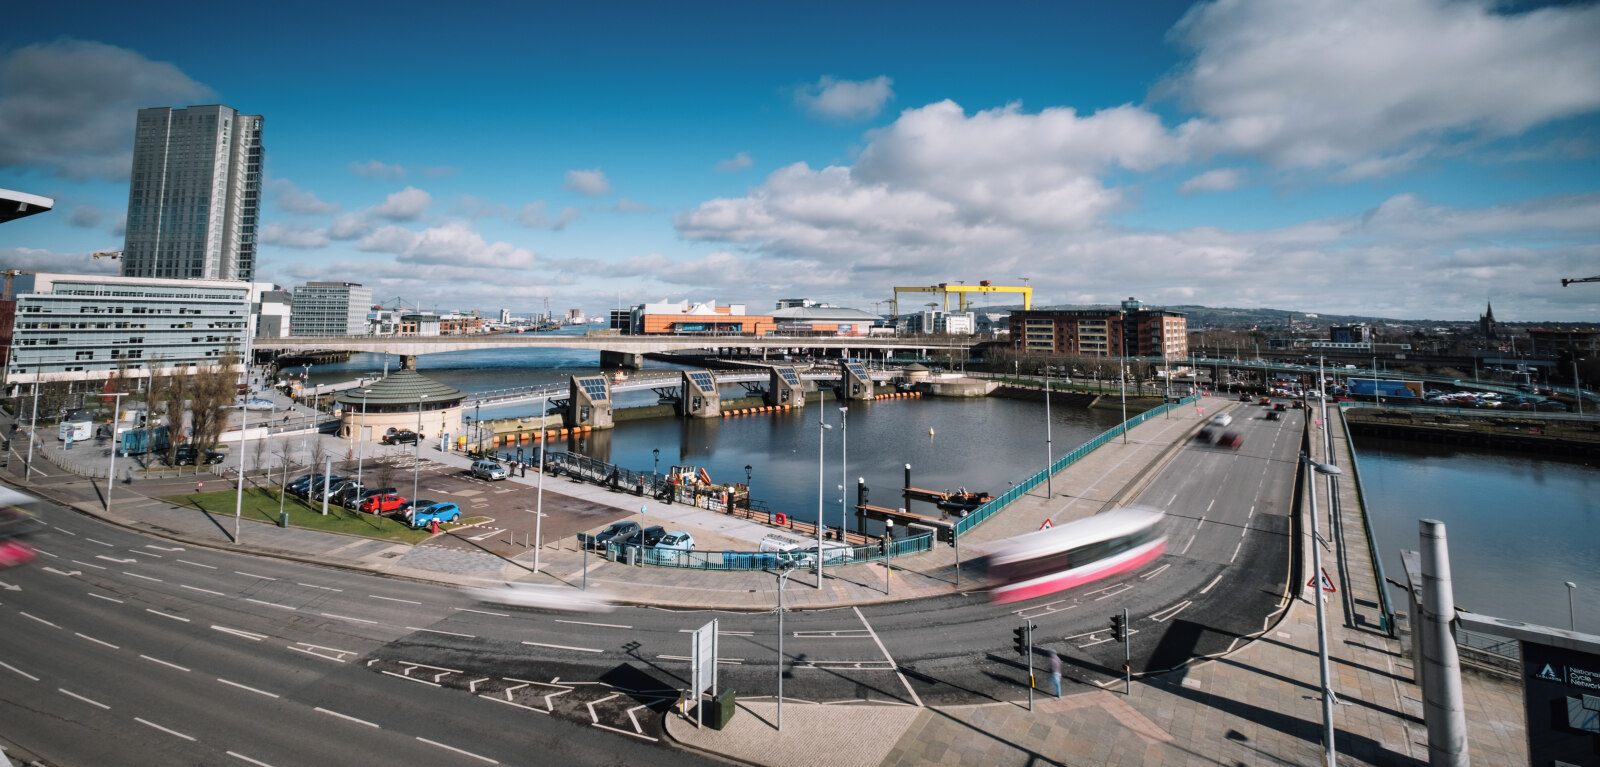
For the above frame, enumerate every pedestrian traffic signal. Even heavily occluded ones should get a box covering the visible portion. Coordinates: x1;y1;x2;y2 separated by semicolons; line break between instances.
1110;614;1127;643
1012;625;1029;656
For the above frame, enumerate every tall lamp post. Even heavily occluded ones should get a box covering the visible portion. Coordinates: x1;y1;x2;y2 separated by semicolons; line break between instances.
1567;581;1579;631
232;399;250;542
775;565;796;730
1304;451;1344;767
839;406;848;541
355;389;368;493
744;464;752;513
652;448;660;485
1044;369;1053;498
816;395;832;589
412;394;428;515
103;392;129;512
534;399;548;575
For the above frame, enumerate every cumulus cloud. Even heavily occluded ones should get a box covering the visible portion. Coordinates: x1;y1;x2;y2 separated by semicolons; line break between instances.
268;179;341;215
613;198;657;214
357;221;539;269
370;186;431;221
0;246;118;274
1165;0;1600;172
258;222;331;250
516;200;581;230
348;160;407;180
1178;168;1243;195
0;40;213;180
453;195;511;219
564;169;612;196
794;75;895;122
68;205;105;228
328;213;372;240
714;152;753;172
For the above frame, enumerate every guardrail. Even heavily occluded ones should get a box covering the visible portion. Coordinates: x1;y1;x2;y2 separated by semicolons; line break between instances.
1340;399;1596;422
575;530;935;571
1338;402;1398;636
952;394;1199;538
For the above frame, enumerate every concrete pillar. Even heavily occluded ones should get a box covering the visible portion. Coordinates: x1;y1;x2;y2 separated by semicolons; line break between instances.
1419;519;1470;766
600;350;644;369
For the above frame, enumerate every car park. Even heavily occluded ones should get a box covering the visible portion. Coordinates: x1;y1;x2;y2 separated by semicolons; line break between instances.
381;429;420;445
409;502;461;528
285;474;320;495
294;475;346;499
361;493;408;514
470;459;508;481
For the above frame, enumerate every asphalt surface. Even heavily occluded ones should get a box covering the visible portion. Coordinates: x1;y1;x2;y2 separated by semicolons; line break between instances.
0;401;1304;765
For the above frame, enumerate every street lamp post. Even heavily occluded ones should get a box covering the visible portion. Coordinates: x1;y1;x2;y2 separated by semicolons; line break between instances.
1567;581;1579;631
1304;451;1344;767
1044;369;1053;498
474;402;482;455
744;464;752;512
103;392;129;512
816;400;832;589
355;389;368;494
412;394;427;517
652;448;660;486
775;565;795;730
232;399;249;542
839;406;848;543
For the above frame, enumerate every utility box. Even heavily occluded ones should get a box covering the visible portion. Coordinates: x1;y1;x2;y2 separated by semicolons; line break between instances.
699;689;737;730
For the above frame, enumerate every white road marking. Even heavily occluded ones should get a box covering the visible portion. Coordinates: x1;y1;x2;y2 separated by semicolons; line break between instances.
217;678;280;698
211;625;267;641
656;655;742;665
51;526;77;535
1200;574;1225;595
30;546;56;557
70;560;107;570
415;737;498;764
85;538;113;547
0;660;39;681
140;654;190;672
177;559;217;569
146;544;185;552
320;613;377;624
1204;501;1214;513
59;688;110;709
227;751;276;767
368;594;421;605
1180;534;1197;555
382;670;441;687
75;632;119;649
853;606;923;708
1197;515;1206;529
554;619;632;629
20;611;59;628
135;550;162;558
88;592;124;604
1229;541;1243;563
1093;584;1133;601
135;717;196;741
245;598;296;611
522;641;602;653
314;707;380;728
289;643;356;663
1150;601;1192;622
675;628;755;636
297;582;342;592
235;571;277;581
407;627;475;638
1139;564;1170;580
453;607;508;617
123;571;162;582
181;584;226;596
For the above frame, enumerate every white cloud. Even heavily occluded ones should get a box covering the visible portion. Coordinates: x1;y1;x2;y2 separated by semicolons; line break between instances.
453;196;511;219
564;169;612;196
370;186;432;221
357;221;539;269
0;40;213;180
1178;168;1243;195
516;201;581;230
714;152;753;172
794;75;895;122
268;179;341;215
328;213;372;240
348;160;407;180
68;205;105;228
0;246;117;274
258;223;331;250
613;198;657;214
1165;0;1600;171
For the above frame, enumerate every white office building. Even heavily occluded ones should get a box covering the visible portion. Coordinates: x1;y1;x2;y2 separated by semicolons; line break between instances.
3;272;253;391
290;282;371;336
122;105;264;282
901;309;976;335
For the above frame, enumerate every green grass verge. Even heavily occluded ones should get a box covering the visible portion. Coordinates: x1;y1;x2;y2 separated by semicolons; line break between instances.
162;487;434;544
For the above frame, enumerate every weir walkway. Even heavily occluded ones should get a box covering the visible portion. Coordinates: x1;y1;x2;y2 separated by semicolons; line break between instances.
4;394;1527;766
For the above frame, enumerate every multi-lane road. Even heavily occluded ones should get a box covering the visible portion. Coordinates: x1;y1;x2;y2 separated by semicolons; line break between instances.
1;400;1303;765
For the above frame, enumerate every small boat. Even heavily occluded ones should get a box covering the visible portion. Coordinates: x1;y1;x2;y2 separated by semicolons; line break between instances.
612;370;630;384
938;490;993;511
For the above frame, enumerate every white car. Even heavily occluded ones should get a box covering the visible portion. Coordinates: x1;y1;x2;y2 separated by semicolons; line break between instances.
243;398;276;411
1210;413;1233;427
462;582;616;613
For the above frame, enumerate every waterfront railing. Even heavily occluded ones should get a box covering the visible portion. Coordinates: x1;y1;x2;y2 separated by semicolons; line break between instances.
576;530;934;572
1337;402;1398;636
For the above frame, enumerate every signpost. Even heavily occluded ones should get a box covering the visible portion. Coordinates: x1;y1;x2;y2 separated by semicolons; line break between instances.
690;618;719;729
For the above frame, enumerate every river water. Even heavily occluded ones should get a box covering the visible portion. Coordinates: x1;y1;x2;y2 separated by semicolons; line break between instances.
1354;435;1599;634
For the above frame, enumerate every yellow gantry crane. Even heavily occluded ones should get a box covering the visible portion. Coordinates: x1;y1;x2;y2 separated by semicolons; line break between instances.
891;280;1032;318
1562;275;1599;286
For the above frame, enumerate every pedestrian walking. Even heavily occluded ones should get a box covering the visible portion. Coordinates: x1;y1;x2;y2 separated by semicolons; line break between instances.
520;462;527;477
1049;650;1062;698
196;480;204;495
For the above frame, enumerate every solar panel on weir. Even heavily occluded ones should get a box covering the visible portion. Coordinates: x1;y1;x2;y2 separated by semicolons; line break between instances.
576;377;608;400
688;372;716;391
846;363;868;377
778;369;800;385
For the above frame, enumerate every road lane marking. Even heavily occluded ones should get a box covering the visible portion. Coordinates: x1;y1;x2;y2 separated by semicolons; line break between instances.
1199;574;1225;595
675;628;755;636
30;546;56;557
135;550;162;558
415;737;498;764
791;630;871;638
235;571;276;581
88;592;124;604
657;655;742;665
382;670;442;687
217;678;280;698
59;688;110;709
1180;534;1196;555
522;641;602;653
177;559;217;569
0;660;39;681
140;655;190;672
1229;541;1243;563
75;632;120;649
227;751;276;767
182;584;226;596
320;612;378;624
71;560;107;570
1150;601;1192;622
1197;515;1206;529
145;544;185;552
85;538;113;547
97;554;137;564
51;526;77;535
297;582;342;592
1139;564;1170;580
245;598;296;611
123;571;162;582
853;606;923;708
20;611;59;628
146;609;190;623
1093;584;1133;601
554;619;631;629
453;607;509;617
211;625;267;641
368;594;421;604
314;707;380;728
135;717;196;741
1205;501;1214;513
407;627;475;638
289;643;356;663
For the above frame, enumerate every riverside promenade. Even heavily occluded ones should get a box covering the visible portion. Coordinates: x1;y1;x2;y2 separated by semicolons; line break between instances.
2;396;1527;766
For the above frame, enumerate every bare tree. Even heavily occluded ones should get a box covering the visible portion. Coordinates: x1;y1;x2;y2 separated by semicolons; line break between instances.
252;429;268;485
148;357;191;466
187;351;240;452
309;438;328;478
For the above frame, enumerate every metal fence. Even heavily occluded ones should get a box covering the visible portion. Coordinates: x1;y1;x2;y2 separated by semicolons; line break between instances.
576;530;935;571
953;395;1198;538
1338;402;1398;636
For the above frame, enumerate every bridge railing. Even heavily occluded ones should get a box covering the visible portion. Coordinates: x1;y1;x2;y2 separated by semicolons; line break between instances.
576;531;934;571
953;394;1199;538
1336;401;1398;637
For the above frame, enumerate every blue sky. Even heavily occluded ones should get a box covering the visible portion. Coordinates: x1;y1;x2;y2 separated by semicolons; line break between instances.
3;0;1598;321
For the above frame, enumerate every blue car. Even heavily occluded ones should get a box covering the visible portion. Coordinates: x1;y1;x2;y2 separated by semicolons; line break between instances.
409;502;462;529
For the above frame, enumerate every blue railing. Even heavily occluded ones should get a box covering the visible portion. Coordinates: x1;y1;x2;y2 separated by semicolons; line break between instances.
577;531;935;571
953;394;1199;538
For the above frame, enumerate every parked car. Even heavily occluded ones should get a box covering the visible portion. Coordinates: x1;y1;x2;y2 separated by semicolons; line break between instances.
398;498;439;518
324;479;363;504
293;475;346;499
243;398;276;411
361;493;408;514
1536;400;1570;412
285;473;321;495
173;445;228;466
346;486;397;509
470;459;508;481
654;530;696;560
591;521;641;548
622;525;668;548
381;429;420;445
409;502;461;529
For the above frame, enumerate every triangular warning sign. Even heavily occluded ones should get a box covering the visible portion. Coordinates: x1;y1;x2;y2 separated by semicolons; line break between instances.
1538;664;1561;681
1039;519;1053;531
1308;567;1337;592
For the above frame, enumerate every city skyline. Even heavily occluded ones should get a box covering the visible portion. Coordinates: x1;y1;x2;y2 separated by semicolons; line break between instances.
2;0;1598;321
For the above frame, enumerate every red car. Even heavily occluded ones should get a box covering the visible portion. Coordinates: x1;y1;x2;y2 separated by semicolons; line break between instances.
1257;397;1271;406
360;493;408;514
0;539;36;568
1216;431;1244;449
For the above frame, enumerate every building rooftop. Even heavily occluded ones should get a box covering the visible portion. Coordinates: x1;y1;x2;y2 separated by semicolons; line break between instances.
771;306;881;322
334;369;464;407
0;188;55;225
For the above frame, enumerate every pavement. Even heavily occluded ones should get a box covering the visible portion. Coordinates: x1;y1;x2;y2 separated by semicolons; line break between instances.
1;392;1528;766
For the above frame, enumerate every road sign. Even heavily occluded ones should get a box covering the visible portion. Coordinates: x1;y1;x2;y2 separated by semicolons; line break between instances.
1308;567;1337;592
1039;519;1053;531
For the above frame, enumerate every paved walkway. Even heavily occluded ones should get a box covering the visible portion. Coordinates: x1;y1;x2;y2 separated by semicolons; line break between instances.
3;396;1527;765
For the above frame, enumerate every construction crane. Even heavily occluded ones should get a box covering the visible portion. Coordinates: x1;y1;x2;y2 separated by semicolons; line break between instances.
1562;275;1599;287
891;280;1033;318
92;250;122;260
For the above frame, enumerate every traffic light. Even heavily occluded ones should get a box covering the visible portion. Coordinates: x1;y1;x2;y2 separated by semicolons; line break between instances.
1012;624;1029;656
1110;614;1127;643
